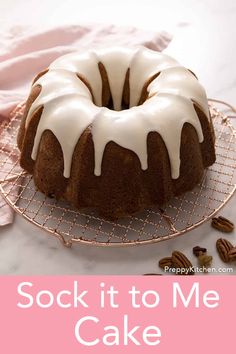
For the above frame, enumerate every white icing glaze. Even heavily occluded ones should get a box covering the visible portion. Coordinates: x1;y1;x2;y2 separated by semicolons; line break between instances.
25;47;210;179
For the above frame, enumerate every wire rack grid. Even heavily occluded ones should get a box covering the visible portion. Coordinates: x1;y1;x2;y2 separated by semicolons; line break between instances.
0;100;235;247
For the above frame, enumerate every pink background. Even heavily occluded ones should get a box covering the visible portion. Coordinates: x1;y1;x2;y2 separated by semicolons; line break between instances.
0;276;235;353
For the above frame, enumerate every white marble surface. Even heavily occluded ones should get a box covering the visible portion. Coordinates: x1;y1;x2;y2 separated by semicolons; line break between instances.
0;0;235;275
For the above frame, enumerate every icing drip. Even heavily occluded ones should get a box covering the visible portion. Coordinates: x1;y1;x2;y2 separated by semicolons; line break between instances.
25;47;210;179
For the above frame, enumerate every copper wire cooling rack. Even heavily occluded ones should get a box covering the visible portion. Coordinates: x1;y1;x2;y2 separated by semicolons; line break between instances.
0;100;235;247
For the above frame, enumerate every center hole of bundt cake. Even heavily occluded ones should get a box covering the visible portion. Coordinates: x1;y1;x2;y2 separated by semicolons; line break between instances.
98;62;131;111
78;64;160;111
96;64;160;111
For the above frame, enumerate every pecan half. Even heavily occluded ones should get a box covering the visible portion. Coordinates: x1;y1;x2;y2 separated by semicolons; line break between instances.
172;251;194;275
228;247;236;262
193;246;207;257
159;257;172;269
211;216;234;233
216;238;234;262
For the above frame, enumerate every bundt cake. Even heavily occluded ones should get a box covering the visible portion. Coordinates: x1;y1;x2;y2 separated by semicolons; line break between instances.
17;47;216;219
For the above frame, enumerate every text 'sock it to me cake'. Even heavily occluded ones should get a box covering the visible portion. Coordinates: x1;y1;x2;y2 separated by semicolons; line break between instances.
17;47;216;220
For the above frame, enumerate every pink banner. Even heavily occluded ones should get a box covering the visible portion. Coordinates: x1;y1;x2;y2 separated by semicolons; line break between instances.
0;276;234;353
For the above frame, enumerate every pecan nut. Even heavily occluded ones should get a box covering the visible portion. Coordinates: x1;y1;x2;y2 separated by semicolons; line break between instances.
158;257;172;269
228;247;236;262
172;251;194;275
216;238;234;262
193;246;207;257
211;216;234;233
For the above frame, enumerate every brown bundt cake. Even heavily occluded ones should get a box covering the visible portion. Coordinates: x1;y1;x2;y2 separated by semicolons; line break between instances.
17;47;216;219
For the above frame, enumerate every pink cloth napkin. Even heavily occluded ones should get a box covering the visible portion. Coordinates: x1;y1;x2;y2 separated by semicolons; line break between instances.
0;24;172;226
